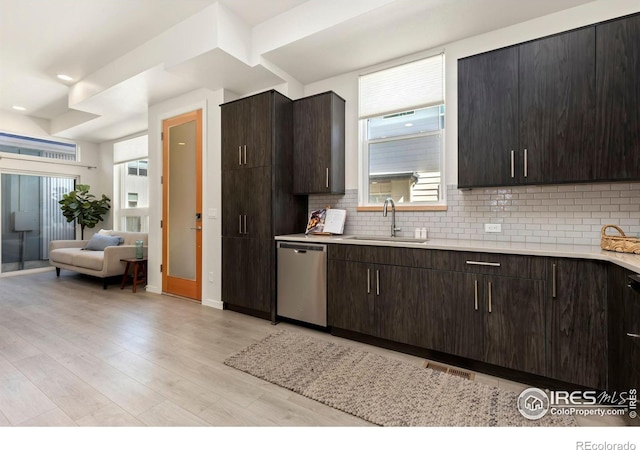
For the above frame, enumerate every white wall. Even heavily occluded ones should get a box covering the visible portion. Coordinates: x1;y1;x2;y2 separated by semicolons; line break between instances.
302;0;640;190
147;87;233;309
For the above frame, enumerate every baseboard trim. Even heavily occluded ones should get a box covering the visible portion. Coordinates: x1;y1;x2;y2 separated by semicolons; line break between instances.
145;285;161;294
203;298;223;309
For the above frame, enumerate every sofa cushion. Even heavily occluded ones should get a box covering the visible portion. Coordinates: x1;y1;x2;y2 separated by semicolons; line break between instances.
49;247;78;265
71;250;105;271
84;234;123;251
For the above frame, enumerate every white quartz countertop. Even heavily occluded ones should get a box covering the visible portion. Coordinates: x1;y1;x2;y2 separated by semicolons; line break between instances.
275;233;640;274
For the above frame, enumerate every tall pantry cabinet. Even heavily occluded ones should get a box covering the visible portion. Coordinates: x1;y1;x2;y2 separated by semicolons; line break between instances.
221;90;308;321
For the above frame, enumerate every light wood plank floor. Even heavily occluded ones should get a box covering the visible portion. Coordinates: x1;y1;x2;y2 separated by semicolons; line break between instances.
0;270;628;428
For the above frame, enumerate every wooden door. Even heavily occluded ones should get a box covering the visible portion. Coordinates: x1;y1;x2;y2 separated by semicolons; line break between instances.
162;110;203;301
596;14;640;181
458;47;519;188
519;27;596;184
483;275;545;375
547;258;607;389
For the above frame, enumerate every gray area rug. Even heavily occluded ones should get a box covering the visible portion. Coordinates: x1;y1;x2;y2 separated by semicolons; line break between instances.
224;330;577;427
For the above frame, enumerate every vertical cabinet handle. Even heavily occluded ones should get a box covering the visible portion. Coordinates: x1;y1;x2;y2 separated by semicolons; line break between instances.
523;148;528;178
627;333;640;339
238;215;242;234
376;270;380;296
510;150;515;178
552;263;557;298
325;168;329;188
487;281;492;313
367;269;371;294
238;146;242;165
243;215;247;235
474;279;479;311
243;145;247;165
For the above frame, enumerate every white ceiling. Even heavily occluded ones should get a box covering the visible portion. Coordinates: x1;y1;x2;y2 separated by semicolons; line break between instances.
0;0;602;143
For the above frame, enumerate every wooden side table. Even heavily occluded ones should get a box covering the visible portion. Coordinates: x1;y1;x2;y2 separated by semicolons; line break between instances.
120;258;148;293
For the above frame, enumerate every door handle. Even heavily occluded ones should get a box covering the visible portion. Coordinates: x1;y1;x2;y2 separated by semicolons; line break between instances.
189;226;202;231
243;215;247;235
487;281;492;313
238;146;242;165
326;168;329;188
367;268;371;294
293;249;307;254
243;145;247;165
510;150;515;178
523;148;528;177
376;270;380;296
627;333;640;339
238;215;242;234
466;261;501;267
474;279;479;311
552;263;557;298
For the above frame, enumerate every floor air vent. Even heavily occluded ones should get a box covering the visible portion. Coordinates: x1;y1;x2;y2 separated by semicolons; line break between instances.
423;361;475;380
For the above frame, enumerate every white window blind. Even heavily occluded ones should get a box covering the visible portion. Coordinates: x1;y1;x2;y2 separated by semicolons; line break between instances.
359;54;444;119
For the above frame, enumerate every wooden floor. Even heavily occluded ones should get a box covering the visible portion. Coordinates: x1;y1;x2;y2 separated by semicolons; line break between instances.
0;269;627;428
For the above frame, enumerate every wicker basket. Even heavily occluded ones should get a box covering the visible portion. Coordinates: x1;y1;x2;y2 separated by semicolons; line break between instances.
600;225;640;254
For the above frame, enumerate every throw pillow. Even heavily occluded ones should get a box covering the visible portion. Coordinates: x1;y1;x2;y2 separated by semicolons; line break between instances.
83;234;123;251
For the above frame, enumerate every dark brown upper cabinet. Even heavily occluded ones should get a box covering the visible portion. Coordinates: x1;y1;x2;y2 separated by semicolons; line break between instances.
596;14;640;181
459;26;597;188
293;91;345;195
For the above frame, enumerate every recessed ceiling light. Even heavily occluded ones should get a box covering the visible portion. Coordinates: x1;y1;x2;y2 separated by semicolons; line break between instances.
57;74;73;82
12;105;26;111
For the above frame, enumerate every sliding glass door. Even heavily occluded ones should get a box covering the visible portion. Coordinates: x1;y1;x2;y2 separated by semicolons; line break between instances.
1;173;76;273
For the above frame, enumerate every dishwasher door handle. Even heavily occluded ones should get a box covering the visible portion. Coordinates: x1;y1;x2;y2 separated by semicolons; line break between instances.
294;249;307;254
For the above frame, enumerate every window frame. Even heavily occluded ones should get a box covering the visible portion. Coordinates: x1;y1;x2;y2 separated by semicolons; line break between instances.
357;55;446;210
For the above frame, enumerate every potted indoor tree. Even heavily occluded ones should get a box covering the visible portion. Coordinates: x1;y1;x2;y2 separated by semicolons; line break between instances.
59;184;111;239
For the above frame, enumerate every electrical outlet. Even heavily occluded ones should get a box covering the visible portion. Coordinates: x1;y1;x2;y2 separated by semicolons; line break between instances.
208;272;214;282
484;223;502;233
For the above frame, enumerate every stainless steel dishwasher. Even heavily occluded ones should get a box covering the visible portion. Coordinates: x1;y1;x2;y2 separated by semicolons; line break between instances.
277;242;327;327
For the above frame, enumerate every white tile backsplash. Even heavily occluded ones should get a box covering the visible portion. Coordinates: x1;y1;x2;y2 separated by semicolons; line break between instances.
308;183;640;246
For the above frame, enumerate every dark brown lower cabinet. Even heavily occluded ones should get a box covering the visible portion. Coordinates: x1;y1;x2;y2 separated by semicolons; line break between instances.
328;256;546;376
547;259;608;389
222;237;271;313
608;265;640;392
483;275;546;376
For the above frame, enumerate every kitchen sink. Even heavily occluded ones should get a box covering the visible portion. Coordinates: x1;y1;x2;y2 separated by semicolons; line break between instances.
343;235;428;244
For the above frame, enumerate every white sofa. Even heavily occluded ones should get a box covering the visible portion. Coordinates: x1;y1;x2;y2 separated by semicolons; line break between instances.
49;230;148;288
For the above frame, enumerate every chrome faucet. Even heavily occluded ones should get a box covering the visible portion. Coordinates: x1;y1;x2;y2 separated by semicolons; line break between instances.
383;197;401;237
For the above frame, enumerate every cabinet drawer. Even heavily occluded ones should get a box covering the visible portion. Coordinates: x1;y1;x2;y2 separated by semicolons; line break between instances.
430;250;546;279
328;244;432;268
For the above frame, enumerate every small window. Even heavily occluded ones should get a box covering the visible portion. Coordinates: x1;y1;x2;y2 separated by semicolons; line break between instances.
0;132;77;161
359;55;445;206
127;193;138;208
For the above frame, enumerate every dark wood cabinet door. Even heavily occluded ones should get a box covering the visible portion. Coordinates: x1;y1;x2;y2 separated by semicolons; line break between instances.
327;260;375;335
221;100;245;171
547;259;607;389
519;27;596;184
424;270;484;361
244;92;273;169
609;265;640;392
374;265;424;345
243;167;272;240
221;170;244;238
222;237;271;312
458;46;519;188
596;14;640;181
483;275;546;376
293;92;345;194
